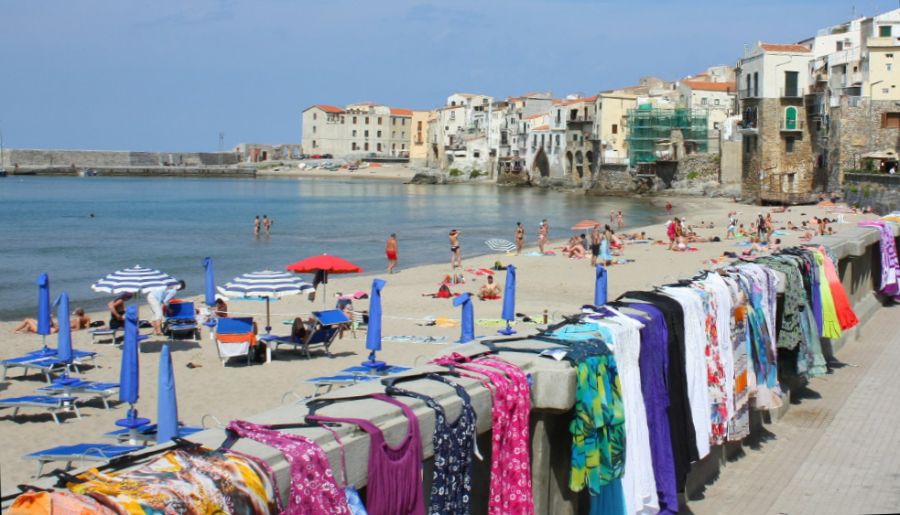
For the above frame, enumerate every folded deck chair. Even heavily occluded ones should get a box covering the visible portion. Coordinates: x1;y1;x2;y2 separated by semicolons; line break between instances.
1;349;97;383
213;317;256;366
38;380;119;410
0;395;81;425
164;301;200;340
24;443;143;478
274;310;348;359
103;423;203;444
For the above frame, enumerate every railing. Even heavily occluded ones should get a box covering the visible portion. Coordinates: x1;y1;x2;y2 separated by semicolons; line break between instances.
780;119;805;131
780;87;805;98
739;88;760;99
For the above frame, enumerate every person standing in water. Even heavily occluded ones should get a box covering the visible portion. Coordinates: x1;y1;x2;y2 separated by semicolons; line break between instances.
515;222;525;254
262;215;272;235
617;210;624;230
538;219;549;254
385;233;398;273
449;229;461;269
253;216;260;237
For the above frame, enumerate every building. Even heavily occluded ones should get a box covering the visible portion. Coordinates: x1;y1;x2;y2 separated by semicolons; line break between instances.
300;105;346;156
409;110;430;166
593;92;638;164
300;103;415;158
737;42;818;203
676;78;738;150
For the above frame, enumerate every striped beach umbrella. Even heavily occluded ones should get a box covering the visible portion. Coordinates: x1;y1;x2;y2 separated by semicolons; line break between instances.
218;270;314;333
91;265;179;294
485;239;517;253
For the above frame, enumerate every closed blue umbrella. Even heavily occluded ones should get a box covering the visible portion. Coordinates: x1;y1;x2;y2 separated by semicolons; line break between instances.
595;265;608;306
117;305;149;433
203;257;216;307
499;265;517;335
362;278;386;369
156;344;178;443
453;293;474;343
56;292;73;365
37;274;52;337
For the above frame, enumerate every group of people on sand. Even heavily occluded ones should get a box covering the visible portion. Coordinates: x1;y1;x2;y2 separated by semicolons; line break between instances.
13;308;91;334
253;215;273;237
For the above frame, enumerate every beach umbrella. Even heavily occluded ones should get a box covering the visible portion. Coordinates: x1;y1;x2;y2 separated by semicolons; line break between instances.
499;265;517;335
36;273;53;355
595;264;608;306
453;293;475;343
362;278;386;369
119;306;140;407
55;293;73;365
203;257;216;308
92;265;179;319
218;270;314;333
156;344;179;443
485;239;517;253
572;219;602;230
286;254;363;304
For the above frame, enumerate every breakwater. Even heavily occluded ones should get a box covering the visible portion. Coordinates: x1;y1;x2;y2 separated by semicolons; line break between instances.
1;148;253;177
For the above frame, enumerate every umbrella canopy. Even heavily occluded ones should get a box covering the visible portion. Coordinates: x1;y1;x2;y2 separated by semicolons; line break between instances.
453;293;474;343
286;255;364;274
595;265;608;306
92;265;179;294
37;274;52;336
366;278;385;352
56;292;73;364
203;257;216;307
119;305;140;406
156;344;179;443
572;219;602;230
218;270;313;332
485;239;517;253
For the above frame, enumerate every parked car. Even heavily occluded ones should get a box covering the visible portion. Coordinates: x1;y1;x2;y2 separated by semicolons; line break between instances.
310;154;323;159
321;153;333;159
298;154;309;160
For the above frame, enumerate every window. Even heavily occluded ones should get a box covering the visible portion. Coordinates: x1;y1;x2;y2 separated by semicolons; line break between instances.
312;126;316;133
714;122;720;130
313;113;317;120
556;134;560;146
352;142;357;150
556;110;561;124
377;130;382;137
784;106;798;130
887;53;894;58
401;132;405;138
888;63;893;72
474;150;480;158
365;117;369;124
880;25;892;37
364;143;369;151
364;130;369;137
611;124;618;134
392;131;396;138
836;41;843;51
402;118;406;126
401;144;406;150
784;71;799;97
377;143;382;152
785;136;795;153
714;98;720;106
312;140;317;148
450;111;456;121
882;112;900;129
392;118;396;126
341;116;345;124
753;72;759;97
392;144;395;150
417;121;423;130
353;116;357;124
377;117;382;125
352;130;357;137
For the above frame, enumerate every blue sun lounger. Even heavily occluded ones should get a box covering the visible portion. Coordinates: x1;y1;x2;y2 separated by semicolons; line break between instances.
164;301;200;340
103;423;203;445
24;443;144;478
306;364;411;395
273;309;349;359
38;380;119;410
0;395;82;425
1;349;97;382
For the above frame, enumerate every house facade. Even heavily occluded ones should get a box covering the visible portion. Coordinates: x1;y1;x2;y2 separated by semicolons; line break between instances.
300;103;415;158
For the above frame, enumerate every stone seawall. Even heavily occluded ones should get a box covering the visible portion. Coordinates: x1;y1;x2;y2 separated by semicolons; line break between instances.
1;148;241;170
7;165;255;178
843;173;900;213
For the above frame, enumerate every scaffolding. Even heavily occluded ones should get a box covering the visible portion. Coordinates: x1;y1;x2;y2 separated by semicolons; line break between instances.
626;106;709;164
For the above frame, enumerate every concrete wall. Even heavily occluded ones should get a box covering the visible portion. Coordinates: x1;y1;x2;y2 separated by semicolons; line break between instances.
828;98;900;186
1;149;240;170
843;173;900;212
720;140;742;184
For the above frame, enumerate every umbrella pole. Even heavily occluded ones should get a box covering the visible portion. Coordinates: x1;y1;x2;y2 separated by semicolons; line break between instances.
265;298;271;334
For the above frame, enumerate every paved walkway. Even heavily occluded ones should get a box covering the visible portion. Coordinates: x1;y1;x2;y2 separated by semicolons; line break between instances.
687;305;900;515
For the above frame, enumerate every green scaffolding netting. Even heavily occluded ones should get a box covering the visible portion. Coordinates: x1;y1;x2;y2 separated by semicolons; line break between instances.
626;107;709;164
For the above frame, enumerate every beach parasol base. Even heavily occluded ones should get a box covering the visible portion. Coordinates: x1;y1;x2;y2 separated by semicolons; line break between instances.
497;321;517;336
361;351;387;371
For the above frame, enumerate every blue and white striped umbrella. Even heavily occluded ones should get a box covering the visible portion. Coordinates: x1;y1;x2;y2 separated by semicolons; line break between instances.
91;265;179;294
218;270;314;299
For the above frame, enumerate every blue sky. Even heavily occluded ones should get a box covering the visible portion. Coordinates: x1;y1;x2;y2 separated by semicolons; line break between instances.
0;0;895;151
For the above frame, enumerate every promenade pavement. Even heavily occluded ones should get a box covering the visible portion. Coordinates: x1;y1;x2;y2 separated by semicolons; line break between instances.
687;304;900;515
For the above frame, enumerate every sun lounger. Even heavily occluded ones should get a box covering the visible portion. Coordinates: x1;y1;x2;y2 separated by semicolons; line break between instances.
164;301;201;340
306;364;412;395
273;309;348;359
0;395;81;425
90;327;120;344
1;350;97;383
23;443;144;478
103;423;203;444
213;317;257;366
38;380;119;409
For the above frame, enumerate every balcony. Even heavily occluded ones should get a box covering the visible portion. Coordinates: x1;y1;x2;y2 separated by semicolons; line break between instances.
780;87;806;99
780;119;805;132
566;115;594;124
738;88;760;99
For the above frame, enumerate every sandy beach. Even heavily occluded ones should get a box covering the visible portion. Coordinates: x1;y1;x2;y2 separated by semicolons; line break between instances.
0;195;875;488
256;162;418;181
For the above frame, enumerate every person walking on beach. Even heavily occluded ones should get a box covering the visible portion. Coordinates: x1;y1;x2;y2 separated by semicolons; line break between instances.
617;210;624;230
515;222;525;254
253;216;260;237
262;215;272;235
449;229;461;269
386;233;398;273
538;219;549;254
609;210;616;224
665;202;673;215
726;215;737;240
590;224;602;266
147;281;185;336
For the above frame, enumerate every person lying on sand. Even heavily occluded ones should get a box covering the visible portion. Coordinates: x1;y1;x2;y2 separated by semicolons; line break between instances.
423;279;455;299
13;308;90;334
478;275;502;300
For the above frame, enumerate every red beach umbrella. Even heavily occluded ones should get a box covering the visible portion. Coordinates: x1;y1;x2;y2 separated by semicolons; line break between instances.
571;219;602;230
286;254;364;304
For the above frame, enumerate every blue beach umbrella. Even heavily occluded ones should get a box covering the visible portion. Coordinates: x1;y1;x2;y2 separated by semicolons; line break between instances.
499;265;517;335
595;265;608;307
156;344;179;443
203;257;216;308
453;293;474;343
55;293;73;365
117;305;150;431
36;274;53;354
362;278;386;369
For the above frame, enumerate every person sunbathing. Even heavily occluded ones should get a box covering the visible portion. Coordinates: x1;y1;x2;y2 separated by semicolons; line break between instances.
478;275;502;300
71;308;91;330
562;236;586;259
799;231;814;242
13;317;58;334
423;282;455;299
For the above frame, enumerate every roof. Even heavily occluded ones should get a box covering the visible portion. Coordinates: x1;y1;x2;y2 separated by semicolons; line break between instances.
759;43;810;53
682;81;736;92
554;95;598;106
309;104;344;114
390;108;413;116
525;112;548;120
531;125;550;131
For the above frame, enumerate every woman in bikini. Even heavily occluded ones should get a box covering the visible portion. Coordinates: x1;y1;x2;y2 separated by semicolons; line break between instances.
449;229;461;269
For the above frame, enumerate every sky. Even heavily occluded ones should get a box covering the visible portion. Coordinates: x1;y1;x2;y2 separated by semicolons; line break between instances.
0;0;896;152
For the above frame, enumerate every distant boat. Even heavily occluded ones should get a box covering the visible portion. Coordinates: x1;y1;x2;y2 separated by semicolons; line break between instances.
78;169;97;177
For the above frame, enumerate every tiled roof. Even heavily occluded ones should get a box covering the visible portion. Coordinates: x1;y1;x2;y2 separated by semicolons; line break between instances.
313;104;344;113
760;43;810;53
682;81;736;92
390;108;413;116
554;95;598;106
525;112;548;120
531;124;550;131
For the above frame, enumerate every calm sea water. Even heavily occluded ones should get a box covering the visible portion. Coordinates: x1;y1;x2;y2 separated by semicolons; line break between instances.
0;176;665;320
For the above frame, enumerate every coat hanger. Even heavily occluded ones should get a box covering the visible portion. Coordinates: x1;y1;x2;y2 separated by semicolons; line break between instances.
381;368;460;388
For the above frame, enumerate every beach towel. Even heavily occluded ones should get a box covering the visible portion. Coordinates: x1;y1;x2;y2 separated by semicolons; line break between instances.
476;318;516;328
735;242;753;247
435;317;459;328
466;268;495;276
382;335;449;345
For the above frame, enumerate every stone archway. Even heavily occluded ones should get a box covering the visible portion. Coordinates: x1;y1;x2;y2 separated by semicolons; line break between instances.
533;148;550;178
575;151;584;182
566;151;574;178
586;151;595;177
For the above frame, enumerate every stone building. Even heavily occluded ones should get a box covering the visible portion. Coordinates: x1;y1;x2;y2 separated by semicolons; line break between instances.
300;102;415;158
738;42;820;204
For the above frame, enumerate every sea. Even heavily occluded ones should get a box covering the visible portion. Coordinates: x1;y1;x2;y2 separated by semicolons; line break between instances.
0;176;666;320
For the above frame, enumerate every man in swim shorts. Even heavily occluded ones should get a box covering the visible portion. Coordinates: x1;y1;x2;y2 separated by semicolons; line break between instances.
385;233;398;273
590;224;601;266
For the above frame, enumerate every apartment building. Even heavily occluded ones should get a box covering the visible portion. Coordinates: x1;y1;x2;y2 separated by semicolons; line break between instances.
300;103;416;158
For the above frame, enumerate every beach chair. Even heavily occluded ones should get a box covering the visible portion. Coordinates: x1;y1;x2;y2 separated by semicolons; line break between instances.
0;395;82;425
38;380;119;410
213;317;257;366
306;364;412;395
274;310;348;359
351;310;368;337
1;349;97;383
90;327;120;344
23;443;143;478
103;423;203;445
164;301;201;340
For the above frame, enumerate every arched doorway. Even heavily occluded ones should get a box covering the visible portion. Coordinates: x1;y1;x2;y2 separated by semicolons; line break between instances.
586;151;595;177
575;151;584;182
533;148;550;178
566;151;574;178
